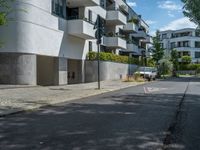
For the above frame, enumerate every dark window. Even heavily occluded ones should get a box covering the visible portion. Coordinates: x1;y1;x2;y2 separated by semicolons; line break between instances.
52;0;65;18
170;42;176;48
67;7;79;20
195;41;200;48
100;0;105;9
89;41;92;52
183;51;190;56
162;34;167;39
88;10;92;23
195;52;200;58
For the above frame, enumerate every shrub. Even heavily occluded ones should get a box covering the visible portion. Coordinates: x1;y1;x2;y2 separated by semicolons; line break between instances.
147;58;156;67
87;51;140;65
158;59;173;75
179;64;200;71
181;56;192;64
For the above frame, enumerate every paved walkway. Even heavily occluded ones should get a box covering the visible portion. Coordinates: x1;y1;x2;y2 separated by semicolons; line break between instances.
0;80;145;117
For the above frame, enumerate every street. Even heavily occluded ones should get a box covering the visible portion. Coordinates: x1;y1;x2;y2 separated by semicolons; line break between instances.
0;77;200;150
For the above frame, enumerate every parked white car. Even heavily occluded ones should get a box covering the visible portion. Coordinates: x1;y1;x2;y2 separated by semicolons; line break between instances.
136;67;157;81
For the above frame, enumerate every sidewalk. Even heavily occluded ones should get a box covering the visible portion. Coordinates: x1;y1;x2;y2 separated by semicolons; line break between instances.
0;80;145;117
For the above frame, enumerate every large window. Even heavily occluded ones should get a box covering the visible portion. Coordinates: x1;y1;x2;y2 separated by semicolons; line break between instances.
195;52;200;58
195;42;200;48
52;0;65;18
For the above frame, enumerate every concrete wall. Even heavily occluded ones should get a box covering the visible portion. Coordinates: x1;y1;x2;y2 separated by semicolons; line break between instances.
85;60;138;82
0;53;37;85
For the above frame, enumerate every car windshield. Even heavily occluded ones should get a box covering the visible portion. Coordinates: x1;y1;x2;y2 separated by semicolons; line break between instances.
138;67;152;72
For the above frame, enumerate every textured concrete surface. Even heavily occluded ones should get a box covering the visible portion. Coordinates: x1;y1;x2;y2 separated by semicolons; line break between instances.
0;53;37;85
0;80;145;117
85;60;138;82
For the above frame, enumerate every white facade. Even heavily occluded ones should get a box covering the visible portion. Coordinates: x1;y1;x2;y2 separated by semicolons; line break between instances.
0;0;150;85
159;28;200;63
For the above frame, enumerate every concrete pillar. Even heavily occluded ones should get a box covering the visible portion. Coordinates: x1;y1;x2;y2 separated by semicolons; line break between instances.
81;60;85;83
58;57;68;85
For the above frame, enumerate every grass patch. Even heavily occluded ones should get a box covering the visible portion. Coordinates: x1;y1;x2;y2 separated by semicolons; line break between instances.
123;75;145;82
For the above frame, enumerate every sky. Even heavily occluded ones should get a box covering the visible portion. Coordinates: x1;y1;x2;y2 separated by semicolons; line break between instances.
126;0;197;36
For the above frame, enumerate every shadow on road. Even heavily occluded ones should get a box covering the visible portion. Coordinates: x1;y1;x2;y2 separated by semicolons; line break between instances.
0;91;200;150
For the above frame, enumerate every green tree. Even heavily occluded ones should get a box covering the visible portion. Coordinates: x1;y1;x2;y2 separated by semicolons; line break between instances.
0;0;14;26
182;0;200;27
152;30;164;65
158;59;173;77
171;49;179;76
147;58;156;67
181;55;192;64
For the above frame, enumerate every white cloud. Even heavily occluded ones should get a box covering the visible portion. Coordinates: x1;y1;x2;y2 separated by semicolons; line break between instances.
167;11;175;17
127;1;137;7
146;20;157;25
160;17;197;31
149;30;156;36
158;0;182;11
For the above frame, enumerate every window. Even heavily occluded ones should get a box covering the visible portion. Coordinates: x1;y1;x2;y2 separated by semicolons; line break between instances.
162;34;167;39
88;10;92;23
183;41;189;47
89;41;92;52
100;0;106;9
160;43;164;48
170;42;176;48
195;52;200;58
52;0;65;18
195;42;200;48
67;7;79;20
183;51;190;56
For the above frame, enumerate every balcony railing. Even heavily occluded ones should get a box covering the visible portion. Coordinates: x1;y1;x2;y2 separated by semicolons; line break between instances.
67;17;96;39
67;0;100;7
106;7;127;25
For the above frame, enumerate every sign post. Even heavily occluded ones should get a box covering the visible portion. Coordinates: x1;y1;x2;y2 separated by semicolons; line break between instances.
94;15;104;89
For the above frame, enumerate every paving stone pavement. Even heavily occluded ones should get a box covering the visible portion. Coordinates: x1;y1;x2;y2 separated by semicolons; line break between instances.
0;80;145;116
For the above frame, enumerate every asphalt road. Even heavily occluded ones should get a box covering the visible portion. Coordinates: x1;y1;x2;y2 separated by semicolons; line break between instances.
0;77;200;150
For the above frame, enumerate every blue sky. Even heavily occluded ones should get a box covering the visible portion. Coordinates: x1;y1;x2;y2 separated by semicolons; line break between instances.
127;0;197;35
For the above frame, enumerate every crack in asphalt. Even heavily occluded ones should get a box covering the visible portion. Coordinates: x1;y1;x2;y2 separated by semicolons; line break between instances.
162;80;190;150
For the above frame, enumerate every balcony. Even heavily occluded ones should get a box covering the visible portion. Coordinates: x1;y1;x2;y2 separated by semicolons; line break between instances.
103;36;127;49
67;0;100;8
117;0;129;14
67;19;96;39
132;30;147;39
141;35;153;43
123;22;137;33
106;10;127;25
127;43;139;53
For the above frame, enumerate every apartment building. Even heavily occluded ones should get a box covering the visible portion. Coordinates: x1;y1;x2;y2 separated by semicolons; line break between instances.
159;28;200;63
0;0;150;85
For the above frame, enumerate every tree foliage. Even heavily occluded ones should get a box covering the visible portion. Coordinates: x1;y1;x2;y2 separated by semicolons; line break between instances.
158;59;173;76
181;55;192;64
182;0;200;27
171;49;179;69
152;30;164;65
0;0;14;26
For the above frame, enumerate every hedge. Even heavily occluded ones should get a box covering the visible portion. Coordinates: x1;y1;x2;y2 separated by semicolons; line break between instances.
179;64;200;71
87;51;140;65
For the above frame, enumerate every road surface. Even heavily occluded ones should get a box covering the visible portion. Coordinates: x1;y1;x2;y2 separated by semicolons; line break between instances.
0;77;200;150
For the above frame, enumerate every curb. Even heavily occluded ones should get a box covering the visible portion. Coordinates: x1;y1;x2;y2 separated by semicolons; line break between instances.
0;82;149;118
